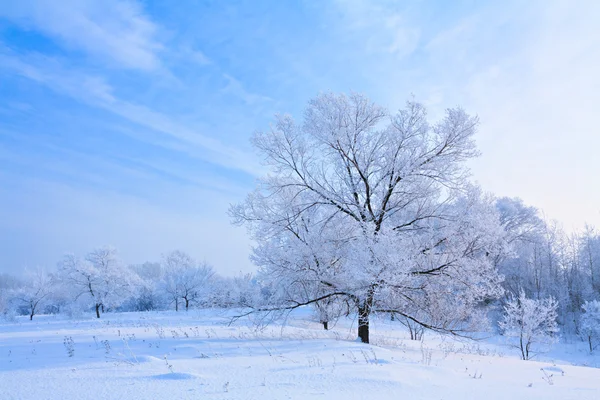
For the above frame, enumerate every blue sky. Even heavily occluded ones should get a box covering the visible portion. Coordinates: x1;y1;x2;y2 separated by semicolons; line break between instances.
1;0;599;275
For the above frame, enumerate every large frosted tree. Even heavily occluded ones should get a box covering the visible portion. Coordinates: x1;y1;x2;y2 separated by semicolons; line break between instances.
232;92;506;343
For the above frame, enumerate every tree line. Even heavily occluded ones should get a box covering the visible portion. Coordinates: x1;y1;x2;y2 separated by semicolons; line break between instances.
0;247;261;320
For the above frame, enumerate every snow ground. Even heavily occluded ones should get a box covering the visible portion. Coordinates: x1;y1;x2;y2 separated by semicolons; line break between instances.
1;309;599;399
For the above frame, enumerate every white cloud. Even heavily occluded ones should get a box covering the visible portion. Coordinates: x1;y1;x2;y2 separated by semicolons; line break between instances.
0;0;163;71
332;0;420;58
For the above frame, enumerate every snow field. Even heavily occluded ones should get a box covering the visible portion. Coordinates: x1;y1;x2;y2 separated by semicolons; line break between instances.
1;309;599;400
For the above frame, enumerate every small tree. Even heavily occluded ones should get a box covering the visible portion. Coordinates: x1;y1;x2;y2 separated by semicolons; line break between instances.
59;247;136;318
313;297;346;330
0;273;22;319
126;262;165;311
179;262;214;310
160;252;185;311
499;291;559;360
212;274;262;308
160;251;214;311
15;269;54;320
581;300;600;353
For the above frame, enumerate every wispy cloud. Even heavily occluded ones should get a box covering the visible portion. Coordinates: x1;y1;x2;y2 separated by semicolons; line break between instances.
0;0;163;71
178;45;211;66
0;49;263;176
221;74;273;106
331;0;421;57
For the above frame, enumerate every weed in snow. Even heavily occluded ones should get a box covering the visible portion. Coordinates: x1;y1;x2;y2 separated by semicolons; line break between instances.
154;325;165;339
359;348;380;365
63;336;75;357
541;368;554;385
420;343;433;366
101;340;111;355
163;354;174;373
307;355;322;368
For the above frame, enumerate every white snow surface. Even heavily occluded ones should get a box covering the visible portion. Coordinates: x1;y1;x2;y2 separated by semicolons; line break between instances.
1;309;599;399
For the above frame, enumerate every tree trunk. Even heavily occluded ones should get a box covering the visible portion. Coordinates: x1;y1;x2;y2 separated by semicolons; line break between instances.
323;321;328;330
358;306;370;343
95;303;101;318
175;299;179;312
357;291;374;343
30;309;34;320
519;336;525;360
185;297;190;311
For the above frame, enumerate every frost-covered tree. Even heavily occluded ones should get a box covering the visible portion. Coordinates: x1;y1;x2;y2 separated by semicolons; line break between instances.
499;291;559;360
313;296;347;330
161;252;186;311
494;197;544;296
160;250;214;311
0;273;21;319
14;268;54;320
59;247;136;318
232;92;506;343
211;274;263;308
579;226;600;295
581;300;600;353
179;262;214;310
496;198;543;245
125;262;165;311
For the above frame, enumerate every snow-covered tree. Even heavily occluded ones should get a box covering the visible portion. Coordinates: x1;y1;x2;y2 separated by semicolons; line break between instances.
499;291;559;360
14;268;54;320
179;262;214;310
160;250;214;311
59;247;136;318
313;296;347;330
581;300;600;353
494;198;543;296
232;92;506;343
496;197;544;247
579;226;600;295
211;273;263;308
0;273;21;319
125;262;165;311
160;252;186;311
